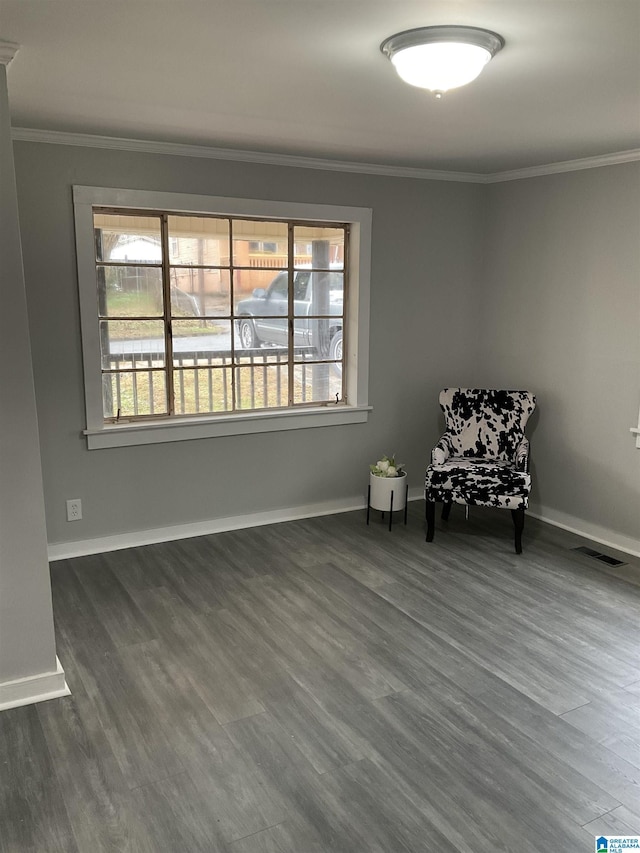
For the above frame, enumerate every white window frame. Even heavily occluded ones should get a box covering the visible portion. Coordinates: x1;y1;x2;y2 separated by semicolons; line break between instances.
73;186;372;449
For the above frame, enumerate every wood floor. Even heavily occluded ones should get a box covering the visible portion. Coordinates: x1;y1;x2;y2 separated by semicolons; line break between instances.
2;504;640;852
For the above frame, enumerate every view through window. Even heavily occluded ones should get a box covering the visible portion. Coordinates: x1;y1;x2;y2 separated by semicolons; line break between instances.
93;211;348;421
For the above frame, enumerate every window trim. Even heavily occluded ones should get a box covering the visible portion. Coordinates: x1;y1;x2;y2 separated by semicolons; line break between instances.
73;186;372;449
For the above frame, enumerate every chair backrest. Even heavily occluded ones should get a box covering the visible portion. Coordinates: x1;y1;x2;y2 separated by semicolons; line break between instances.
439;388;536;461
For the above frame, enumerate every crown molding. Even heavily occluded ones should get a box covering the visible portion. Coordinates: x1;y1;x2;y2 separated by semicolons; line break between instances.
0;40;20;66
10;126;640;184
10;127;485;183
483;148;640;182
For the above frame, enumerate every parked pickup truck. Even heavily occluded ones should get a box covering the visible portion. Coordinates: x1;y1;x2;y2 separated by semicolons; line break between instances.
235;269;343;362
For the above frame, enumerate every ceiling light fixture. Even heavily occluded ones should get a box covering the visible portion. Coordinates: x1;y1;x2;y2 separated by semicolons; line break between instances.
380;25;504;98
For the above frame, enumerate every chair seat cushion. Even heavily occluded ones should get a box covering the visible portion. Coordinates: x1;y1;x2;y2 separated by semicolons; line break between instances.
425;457;531;510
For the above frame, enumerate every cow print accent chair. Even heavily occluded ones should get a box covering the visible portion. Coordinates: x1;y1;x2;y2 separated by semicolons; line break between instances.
425;389;537;554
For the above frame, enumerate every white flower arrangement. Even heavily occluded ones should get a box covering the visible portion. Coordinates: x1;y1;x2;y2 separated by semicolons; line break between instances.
370;454;405;478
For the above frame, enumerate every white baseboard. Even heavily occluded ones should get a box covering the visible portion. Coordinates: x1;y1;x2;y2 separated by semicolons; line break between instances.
528;506;640;560
48;488;426;561
47;492;638;564
0;657;71;712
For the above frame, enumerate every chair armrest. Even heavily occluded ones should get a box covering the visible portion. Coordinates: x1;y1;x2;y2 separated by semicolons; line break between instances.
432;433;454;465
514;437;530;471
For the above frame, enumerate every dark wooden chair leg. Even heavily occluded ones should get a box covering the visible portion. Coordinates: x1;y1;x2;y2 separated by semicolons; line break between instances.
511;508;525;554
441;502;452;521
366;485;371;525
426;500;435;542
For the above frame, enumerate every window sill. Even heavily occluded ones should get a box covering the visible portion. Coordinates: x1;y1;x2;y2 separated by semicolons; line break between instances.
84;404;372;449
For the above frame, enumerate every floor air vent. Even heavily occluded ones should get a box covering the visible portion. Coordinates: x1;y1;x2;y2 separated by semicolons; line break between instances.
572;545;626;567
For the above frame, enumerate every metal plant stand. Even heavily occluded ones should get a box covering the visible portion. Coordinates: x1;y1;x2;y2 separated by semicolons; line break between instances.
367;482;409;531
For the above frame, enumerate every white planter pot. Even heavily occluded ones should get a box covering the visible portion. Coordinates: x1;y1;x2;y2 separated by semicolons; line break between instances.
368;472;407;512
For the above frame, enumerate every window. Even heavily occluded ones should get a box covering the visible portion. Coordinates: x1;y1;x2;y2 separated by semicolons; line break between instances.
94;211;346;419
74;187;371;448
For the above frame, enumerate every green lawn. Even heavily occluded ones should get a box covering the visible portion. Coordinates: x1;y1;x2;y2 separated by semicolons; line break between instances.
103;290;222;338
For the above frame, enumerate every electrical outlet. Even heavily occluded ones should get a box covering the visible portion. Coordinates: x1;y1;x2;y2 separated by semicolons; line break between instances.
66;498;82;522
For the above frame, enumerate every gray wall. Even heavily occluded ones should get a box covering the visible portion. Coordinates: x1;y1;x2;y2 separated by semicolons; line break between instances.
14;141;484;545
480;164;640;545
0;71;57;683
14;142;639;551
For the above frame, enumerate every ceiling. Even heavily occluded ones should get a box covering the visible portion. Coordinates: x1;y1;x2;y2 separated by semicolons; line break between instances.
1;0;639;174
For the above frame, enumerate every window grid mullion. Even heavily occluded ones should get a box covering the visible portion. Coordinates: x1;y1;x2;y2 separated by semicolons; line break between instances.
341;225;349;403
229;218;238;413
287;223;294;407
159;214;175;416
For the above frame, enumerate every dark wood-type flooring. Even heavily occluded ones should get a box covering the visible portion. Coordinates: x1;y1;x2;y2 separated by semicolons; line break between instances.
2;504;640;852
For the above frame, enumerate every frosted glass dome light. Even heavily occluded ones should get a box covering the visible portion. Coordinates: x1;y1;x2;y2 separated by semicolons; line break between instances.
381;26;504;97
